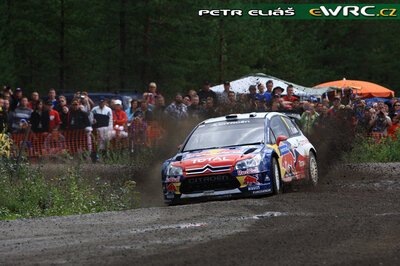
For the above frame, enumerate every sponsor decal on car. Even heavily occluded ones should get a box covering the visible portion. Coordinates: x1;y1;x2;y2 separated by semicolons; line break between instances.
237;168;259;175
166;177;181;183
248;185;260;191
212;120;251;127
279;144;290;156
187;175;230;184
192;156;230;164
253;189;271;194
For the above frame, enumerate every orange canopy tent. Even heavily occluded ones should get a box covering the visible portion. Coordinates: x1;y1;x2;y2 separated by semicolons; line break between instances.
314;80;395;98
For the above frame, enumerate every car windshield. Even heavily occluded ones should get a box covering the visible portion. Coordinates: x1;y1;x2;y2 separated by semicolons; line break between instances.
183;119;265;152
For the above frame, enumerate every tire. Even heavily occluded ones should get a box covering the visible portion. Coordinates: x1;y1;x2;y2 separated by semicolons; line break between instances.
308;152;318;186
271;157;282;194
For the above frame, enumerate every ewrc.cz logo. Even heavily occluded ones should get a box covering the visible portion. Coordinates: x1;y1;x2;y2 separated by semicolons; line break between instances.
309;6;397;17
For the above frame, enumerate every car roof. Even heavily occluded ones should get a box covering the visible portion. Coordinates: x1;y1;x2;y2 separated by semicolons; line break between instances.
202;112;286;124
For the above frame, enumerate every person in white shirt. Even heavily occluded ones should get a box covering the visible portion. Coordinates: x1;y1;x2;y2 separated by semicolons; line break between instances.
91;98;113;150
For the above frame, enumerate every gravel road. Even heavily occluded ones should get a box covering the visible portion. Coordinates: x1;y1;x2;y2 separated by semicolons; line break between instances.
1;163;399;265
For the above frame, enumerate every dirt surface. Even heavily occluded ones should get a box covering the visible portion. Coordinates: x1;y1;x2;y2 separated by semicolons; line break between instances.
1;163;399;265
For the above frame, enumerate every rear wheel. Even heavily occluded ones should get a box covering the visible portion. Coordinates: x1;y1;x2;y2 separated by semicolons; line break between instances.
308;152;318;186
271;158;282;194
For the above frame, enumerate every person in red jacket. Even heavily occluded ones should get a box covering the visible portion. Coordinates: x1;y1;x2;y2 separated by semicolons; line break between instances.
112;100;128;137
45;100;61;132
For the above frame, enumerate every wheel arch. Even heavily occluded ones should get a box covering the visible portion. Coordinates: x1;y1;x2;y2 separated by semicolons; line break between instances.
309;148;317;158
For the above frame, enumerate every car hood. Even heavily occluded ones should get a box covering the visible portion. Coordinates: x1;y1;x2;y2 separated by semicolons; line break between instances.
172;145;264;173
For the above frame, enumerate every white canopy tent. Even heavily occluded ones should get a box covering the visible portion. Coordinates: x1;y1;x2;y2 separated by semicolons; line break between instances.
211;73;334;98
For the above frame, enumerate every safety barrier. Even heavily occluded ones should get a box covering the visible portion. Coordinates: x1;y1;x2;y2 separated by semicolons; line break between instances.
369;132;386;143
10;121;164;159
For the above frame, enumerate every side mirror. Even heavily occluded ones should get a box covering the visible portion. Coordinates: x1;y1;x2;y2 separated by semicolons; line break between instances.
276;135;288;146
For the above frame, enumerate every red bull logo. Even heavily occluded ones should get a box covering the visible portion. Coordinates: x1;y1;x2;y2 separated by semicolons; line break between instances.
244;175;258;184
167;183;177;192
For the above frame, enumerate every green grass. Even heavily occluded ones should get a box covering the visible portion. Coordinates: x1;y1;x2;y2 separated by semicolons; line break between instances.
0;158;139;220
343;131;400;163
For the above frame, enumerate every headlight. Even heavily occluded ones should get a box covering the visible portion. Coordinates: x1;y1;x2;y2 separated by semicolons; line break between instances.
235;154;262;171
167;165;183;176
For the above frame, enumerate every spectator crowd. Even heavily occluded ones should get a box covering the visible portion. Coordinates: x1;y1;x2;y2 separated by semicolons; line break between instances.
0;79;399;159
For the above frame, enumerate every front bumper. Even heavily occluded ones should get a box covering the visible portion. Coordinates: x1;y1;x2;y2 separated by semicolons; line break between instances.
163;172;273;204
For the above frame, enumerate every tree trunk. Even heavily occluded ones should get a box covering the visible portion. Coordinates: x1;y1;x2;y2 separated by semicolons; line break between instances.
119;0;127;91
59;0;65;91
218;19;225;83
141;0;150;86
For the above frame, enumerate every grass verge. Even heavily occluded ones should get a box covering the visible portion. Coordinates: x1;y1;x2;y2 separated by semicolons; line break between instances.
343;132;400;163
0;158;139;220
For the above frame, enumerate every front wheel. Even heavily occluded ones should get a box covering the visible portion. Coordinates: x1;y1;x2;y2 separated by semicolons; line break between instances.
271;158;282;194
308;153;318;186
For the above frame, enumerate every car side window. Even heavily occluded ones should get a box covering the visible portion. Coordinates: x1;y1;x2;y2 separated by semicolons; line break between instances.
282;117;300;136
270;117;290;139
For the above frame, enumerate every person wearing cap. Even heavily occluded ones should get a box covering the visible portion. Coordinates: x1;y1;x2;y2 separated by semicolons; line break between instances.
198;81;218;105
45;100;61;132
112;99;128;138
91;98;113;150
272;86;284;97
10;87;23;111
255;82;272;106
218;81;231;104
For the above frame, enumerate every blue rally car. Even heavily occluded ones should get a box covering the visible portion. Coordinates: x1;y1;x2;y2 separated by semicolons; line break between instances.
161;112;318;204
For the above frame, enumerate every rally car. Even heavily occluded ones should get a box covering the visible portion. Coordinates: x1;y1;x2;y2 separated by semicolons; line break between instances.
161;112;318;205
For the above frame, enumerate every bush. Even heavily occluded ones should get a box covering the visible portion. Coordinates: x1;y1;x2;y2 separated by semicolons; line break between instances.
344;131;400;163
0;158;139;220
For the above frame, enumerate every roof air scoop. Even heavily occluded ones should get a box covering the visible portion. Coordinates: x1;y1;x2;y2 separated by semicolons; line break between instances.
243;148;257;155
225;114;238;120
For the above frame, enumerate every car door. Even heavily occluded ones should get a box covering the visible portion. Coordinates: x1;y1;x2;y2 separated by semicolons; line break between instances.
281;116;309;179
269;116;299;181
